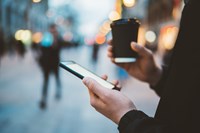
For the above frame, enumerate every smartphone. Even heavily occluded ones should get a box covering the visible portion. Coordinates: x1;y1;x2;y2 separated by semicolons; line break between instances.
59;61;119;90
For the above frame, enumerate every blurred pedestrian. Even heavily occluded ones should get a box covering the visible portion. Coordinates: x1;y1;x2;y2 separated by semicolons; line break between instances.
91;43;99;63
15;40;26;57
82;0;200;133
38;24;62;109
0;28;5;61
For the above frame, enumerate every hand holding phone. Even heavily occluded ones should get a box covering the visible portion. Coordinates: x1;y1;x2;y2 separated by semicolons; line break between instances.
59;61;120;90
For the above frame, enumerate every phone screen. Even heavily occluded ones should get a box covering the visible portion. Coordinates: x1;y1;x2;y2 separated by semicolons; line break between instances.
60;61;115;89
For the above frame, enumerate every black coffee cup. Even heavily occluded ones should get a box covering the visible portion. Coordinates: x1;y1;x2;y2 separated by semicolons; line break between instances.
110;18;140;63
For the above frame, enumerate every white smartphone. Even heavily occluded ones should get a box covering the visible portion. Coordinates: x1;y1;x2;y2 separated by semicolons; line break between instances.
59;61;119;90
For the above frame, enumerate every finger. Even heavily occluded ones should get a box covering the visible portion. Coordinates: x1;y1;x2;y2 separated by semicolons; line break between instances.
88;89;97;98
107;46;113;52
107;51;113;58
101;75;108;80
130;42;152;57
88;89;105;108
107;40;112;45
107;46;113;58
112;80;119;86
116;84;122;90
83;77;109;98
112;80;122;90
111;58;116;64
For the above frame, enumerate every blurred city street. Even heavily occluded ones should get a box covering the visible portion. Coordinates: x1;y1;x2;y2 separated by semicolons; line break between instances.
0;0;183;132
0;45;159;133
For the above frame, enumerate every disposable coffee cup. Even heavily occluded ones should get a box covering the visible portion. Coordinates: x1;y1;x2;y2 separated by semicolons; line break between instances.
110;18;140;63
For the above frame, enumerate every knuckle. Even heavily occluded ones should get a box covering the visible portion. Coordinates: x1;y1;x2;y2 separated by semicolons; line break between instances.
87;80;95;89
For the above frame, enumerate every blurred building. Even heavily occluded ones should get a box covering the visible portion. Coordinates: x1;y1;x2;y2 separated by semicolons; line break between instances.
0;0;49;40
46;4;81;45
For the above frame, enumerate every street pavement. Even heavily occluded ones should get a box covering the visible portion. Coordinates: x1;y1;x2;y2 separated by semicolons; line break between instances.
0;45;160;133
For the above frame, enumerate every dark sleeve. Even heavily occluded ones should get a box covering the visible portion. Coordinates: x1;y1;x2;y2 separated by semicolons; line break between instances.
118;1;200;133
118;110;176;133
149;65;168;97
149;0;199;97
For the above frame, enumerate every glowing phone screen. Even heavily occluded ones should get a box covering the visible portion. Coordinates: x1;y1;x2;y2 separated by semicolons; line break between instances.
62;63;115;89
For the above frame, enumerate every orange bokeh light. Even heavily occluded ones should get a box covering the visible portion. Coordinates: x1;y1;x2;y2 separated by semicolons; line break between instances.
95;34;106;45
32;32;43;44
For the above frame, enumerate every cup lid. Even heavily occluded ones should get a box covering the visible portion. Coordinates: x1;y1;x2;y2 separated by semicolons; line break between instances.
111;18;140;27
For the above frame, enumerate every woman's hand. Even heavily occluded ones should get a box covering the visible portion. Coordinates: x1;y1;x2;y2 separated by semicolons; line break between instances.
83;76;136;124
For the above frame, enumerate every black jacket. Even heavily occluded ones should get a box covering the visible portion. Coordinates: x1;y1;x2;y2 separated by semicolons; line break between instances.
118;0;200;133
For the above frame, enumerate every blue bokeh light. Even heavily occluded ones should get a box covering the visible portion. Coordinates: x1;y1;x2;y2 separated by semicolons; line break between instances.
41;32;53;47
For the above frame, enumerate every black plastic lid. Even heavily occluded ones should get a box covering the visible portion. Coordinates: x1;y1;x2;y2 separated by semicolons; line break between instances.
111;18;140;27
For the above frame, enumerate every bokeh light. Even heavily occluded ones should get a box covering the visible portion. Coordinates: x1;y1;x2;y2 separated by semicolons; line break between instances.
32;32;43;44
123;0;136;8
137;26;146;46
95;34;106;45
109;11;121;21
15;30;32;45
15;30;24;41
32;0;42;3
160;26;179;50
41;32;53;47
145;30;156;43
84;38;95;45
21;30;32;45
99;21;111;36
63;32;74;42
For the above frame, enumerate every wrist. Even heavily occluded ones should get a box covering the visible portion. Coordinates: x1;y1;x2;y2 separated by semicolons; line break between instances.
115;109;133;124
114;102;136;124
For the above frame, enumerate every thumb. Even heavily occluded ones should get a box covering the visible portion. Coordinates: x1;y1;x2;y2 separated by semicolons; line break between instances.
130;42;151;57
83;77;108;97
